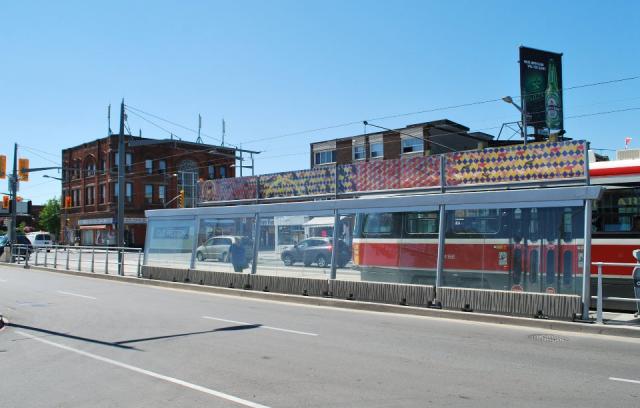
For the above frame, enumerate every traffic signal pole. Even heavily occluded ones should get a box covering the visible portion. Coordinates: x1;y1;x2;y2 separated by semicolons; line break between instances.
117;99;126;275
9;143;18;246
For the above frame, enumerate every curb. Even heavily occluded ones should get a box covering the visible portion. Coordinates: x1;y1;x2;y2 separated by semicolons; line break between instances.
10;264;640;339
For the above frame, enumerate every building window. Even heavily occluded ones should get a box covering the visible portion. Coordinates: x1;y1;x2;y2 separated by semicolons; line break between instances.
401;138;424;154
219;166;226;178
114;152;133;172
145;184;153;203
114;182;133;202
99;184;106;203
158;160;167;174
72;189;80;207
85;162;96;177
101;159;106;174
353;145;366;161
370;142;383;159
314;150;336;165
159;185;166;202
145;160;153;175
208;165;215;179
85;186;95;205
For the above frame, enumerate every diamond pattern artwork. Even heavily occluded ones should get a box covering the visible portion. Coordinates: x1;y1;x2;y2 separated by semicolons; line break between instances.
198;140;588;202
444;140;586;186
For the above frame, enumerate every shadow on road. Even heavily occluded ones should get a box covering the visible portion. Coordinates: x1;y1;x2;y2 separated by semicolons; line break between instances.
7;323;140;350
115;324;262;345
8;323;262;350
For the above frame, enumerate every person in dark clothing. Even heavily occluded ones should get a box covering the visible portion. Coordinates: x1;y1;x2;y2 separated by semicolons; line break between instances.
229;241;246;273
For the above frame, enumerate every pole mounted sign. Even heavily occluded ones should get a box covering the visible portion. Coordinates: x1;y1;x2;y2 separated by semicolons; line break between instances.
519;46;563;135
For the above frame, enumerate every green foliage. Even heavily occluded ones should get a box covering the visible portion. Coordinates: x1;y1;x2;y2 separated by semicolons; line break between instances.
38;198;61;238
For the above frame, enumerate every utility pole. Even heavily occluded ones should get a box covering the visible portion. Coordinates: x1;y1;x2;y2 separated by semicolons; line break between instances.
9;143;18;246
117;99;126;275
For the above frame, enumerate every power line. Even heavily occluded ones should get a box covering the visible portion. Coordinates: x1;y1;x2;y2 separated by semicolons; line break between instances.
238;74;640;146
125;105;237;148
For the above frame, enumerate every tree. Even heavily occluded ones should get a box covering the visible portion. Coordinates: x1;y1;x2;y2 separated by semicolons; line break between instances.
38;198;61;238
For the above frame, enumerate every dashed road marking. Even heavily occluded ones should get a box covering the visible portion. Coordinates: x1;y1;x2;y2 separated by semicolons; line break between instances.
610;377;640;385
202;316;318;336
15;330;271;408
56;291;97;300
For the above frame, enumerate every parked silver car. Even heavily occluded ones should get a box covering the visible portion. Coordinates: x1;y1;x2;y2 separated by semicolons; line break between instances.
195;235;252;263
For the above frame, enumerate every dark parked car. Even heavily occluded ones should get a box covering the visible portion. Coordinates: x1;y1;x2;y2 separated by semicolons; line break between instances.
195;235;253;264
280;237;351;268
0;235;34;261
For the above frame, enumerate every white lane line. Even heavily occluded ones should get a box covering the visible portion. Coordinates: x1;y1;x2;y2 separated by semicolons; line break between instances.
610;377;640;385
0;279;7;282
202;316;318;337
56;291;97;300
15;330;271;408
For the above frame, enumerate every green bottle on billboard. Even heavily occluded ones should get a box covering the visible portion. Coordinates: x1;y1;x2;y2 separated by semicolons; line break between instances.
545;59;562;130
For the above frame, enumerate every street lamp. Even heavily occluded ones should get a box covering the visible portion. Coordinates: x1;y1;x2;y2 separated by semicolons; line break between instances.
502;96;527;145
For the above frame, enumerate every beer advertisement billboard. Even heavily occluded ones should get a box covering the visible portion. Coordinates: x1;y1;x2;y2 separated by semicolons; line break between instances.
519;46;563;133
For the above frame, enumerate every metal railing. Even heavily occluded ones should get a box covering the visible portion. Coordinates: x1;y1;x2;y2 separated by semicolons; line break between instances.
591;261;640;324
8;244;143;278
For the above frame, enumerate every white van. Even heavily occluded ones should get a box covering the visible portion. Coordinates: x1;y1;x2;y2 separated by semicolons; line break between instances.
26;232;54;250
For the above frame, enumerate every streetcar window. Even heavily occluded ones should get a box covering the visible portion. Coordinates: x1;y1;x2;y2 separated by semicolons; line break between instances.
451;209;499;234
362;213;394;235
405;212;438;235
593;188;640;233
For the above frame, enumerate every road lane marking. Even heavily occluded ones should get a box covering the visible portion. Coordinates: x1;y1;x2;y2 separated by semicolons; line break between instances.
15;330;271;408
0;279;7;282
610;377;640;385
56;291;97;300
202;316;318;337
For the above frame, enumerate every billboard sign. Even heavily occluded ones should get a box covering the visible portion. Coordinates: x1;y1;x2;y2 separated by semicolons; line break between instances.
519;46;563;134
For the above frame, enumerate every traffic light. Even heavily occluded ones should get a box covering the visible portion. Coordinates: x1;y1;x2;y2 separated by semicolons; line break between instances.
64;196;72;208
0;155;6;179
18;158;29;181
2;195;8;209
178;190;185;208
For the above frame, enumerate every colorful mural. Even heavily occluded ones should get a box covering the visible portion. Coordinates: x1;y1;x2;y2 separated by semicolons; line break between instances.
259;167;336;199
198;140;587;203
444;140;586;186
338;156;440;193
198;177;258;202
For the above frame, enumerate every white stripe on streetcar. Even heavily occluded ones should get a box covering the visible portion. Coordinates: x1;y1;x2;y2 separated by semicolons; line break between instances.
202;316;318;337
15;330;271;408
610;377;640;385
56;291;97;300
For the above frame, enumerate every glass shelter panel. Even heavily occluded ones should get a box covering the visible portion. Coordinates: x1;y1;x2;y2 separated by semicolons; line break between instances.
146;218;196;268
347;208;439;284
442;204;584;295
194;216;256;273
255;213;339;279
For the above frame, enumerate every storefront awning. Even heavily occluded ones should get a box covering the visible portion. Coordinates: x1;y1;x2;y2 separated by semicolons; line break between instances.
79;225;108;230
303;216;346;227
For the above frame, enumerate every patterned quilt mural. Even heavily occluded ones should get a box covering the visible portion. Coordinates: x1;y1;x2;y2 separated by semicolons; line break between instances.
198;140;587;203
199;177;258;202
337;156;441;193
444;140;587;186
259;167;336;199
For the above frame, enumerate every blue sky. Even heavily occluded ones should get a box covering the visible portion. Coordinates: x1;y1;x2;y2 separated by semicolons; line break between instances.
1;0;639;204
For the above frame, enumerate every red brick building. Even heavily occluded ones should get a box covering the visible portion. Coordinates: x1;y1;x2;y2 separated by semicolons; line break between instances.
61;135;236;247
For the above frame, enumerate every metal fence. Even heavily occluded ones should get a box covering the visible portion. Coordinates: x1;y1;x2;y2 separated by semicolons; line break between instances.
9;244;143;277
591;261;640;324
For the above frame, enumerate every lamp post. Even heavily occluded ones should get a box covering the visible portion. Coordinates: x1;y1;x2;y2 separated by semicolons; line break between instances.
502;96;528;145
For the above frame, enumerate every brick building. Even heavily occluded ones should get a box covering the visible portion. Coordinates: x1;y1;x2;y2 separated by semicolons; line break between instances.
61;135;237;247
310;119;500;168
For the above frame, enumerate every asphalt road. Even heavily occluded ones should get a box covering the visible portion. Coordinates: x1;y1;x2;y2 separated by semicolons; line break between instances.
1;264;639;408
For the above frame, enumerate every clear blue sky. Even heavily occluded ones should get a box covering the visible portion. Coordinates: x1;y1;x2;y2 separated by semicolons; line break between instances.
1;0;639;204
